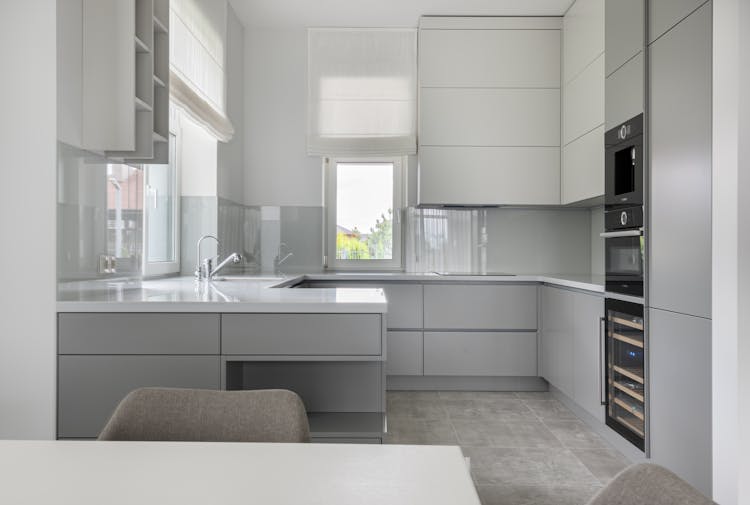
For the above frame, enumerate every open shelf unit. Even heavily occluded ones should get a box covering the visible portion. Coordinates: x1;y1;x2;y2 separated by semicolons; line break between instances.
100;0;169;164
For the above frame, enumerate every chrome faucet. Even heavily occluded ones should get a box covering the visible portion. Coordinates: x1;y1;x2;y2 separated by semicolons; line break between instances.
195;234;242;281
274;242;294;276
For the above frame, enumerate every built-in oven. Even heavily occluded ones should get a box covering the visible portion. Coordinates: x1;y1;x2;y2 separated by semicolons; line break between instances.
604;297;646;451
602;207;644;297
605;114;643;208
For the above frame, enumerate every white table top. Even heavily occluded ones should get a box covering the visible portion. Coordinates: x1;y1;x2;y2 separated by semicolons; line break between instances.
0;440;480;505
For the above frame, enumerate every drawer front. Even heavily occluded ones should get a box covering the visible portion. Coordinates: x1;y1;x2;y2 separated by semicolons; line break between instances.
386;331;423;376
423;284;538;330
302;282;422;329
58;355;220;438
424;331;538;376
222;314;382;356
58;313;220;355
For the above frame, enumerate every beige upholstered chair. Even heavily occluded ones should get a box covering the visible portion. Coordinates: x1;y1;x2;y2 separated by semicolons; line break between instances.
98;388;310;443
586;463;715;505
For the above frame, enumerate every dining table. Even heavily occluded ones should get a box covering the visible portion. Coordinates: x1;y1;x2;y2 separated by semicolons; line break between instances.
0;440;481;505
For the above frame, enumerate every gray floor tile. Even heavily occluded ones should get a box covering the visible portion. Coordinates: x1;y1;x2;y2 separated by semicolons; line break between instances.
476;483;603;505
386;391;447;419
572;448;630;484
514;391;554;400
543;420;609;449
522;398;579;420
439;391;519;401
453;419;562;448
464;447;601;487
442;398;537;421
385;416;458;445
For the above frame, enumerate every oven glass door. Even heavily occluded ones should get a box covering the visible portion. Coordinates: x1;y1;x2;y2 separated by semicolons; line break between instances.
605;235;644;296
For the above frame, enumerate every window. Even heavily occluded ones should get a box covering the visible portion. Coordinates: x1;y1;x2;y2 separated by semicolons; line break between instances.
143;133;180;276
325;157;404;270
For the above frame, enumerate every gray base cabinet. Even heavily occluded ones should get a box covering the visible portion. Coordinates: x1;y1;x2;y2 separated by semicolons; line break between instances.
424;331;537;376
58;355;220;438
540;286;605;421
649;308;712;496
386;331;423;375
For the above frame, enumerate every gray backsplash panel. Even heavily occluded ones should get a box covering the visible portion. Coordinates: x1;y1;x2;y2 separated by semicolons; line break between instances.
406;207;593;274
181;196;218;276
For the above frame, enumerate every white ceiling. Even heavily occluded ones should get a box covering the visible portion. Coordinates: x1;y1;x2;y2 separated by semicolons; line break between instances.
228;0;575;28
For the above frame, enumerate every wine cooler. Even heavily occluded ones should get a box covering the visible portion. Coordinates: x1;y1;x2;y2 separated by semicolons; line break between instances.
605;298;646;451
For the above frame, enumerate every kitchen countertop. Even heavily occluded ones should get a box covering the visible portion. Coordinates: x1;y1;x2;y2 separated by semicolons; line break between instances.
57;272;603;313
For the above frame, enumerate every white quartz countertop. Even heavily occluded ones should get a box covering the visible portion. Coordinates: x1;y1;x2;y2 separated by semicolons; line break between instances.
57;272;604;313
57;276;388;313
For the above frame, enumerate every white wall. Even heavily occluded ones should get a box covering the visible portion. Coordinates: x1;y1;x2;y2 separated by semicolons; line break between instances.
0;0;57;439
244;28;323;206
217;4;245;204
712;0;750;502
180;113;219;197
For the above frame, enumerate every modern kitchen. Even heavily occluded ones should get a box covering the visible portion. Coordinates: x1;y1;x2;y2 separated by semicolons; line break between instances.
1;0;748;504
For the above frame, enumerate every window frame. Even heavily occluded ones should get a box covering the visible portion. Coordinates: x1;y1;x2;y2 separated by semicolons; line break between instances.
324;155;405;271
142;132;181;277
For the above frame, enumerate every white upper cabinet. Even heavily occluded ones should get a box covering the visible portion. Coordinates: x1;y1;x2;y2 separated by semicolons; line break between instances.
563;0;605;83
419;28;561;88
58;0;169;163
561;0;605;204
417;17;562;206
605;0;644;76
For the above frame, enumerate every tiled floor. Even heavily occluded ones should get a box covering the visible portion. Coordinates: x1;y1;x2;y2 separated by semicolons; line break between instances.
385;391;629;505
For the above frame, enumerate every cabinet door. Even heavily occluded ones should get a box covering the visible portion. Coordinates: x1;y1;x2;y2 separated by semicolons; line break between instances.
562;125;604;204
605;52;644;130
424;331;537;376
572;292;605;422
387;331;423;376
649;3;712;318
423;284;538;330
648;0;708;44
649;308;712;496
605;0;644;76
540;286;574;396
58;355;220;438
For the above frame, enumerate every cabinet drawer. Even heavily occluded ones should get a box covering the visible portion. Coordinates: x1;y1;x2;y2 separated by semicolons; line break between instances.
387;331;423;376
57;355;220;438
300;282;422;329
423;284;537;330
58;313;220;355
424;332;538;376
221;314;382;356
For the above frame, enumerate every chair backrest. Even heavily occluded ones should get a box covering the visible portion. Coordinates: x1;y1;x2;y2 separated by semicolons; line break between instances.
98;388;310;443
586;463;715;505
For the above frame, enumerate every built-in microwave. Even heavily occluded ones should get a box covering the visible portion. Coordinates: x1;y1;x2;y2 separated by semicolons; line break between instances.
605;114;643;208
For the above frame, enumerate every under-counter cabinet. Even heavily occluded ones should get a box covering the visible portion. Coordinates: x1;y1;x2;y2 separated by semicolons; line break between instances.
57;313;221;438
540;285;605;421
57;312;387;441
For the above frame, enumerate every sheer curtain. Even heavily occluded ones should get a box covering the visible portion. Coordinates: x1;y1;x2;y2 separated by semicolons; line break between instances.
307;28;417;156
170;0;234;141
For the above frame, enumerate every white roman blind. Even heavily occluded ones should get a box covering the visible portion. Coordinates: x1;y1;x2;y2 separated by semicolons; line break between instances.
307;28;417;156
170;0;234;141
